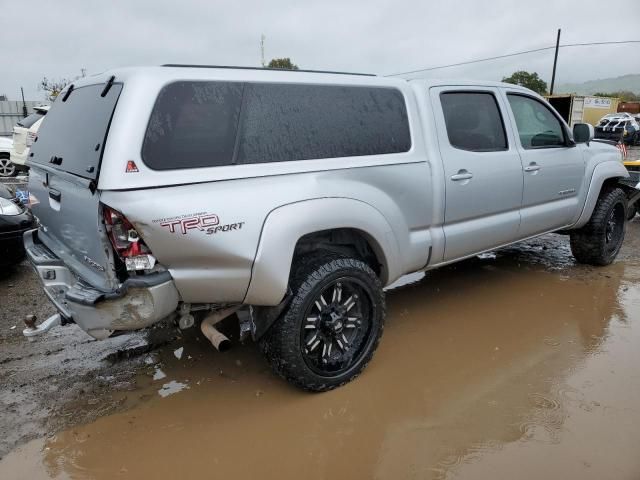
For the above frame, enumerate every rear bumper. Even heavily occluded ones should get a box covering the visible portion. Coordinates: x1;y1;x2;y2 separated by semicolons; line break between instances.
0;209;34;266
0;228;30;266
24;229;180;338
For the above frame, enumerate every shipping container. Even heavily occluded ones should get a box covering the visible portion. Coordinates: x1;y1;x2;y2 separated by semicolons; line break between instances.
618;102;640;115
544;94;619;127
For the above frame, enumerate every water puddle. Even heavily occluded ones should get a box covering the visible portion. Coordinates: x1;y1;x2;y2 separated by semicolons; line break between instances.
2;229;640;479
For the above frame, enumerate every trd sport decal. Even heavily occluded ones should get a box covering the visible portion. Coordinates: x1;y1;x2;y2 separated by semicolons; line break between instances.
152;212;245;235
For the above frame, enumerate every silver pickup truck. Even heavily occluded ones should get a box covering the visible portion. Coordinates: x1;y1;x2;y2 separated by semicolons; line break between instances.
23;65;636;391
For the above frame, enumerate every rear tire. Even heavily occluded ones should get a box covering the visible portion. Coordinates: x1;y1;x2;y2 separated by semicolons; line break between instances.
259;254;385;392
570;188;627;266
0;154;17;178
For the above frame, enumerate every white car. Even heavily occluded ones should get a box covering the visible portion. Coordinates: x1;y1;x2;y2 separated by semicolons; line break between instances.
7;105;50;177
0;136;14;177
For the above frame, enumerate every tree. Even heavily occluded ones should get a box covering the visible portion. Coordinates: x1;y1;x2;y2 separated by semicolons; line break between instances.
39;69;87;101
39;77;71;101
502;71;548;95
267;58;299;70
592;91;639;102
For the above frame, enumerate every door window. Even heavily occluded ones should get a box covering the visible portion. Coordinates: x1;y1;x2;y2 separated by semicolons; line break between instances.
440;92;508;152
507;94;565;149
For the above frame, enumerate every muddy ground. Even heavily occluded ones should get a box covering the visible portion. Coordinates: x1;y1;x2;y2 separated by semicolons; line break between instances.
1;162;640;478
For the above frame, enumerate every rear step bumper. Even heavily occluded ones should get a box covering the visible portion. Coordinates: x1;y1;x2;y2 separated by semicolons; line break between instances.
24;229;180;339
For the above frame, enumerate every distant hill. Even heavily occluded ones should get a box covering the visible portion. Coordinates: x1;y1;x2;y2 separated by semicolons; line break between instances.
556;74;640;96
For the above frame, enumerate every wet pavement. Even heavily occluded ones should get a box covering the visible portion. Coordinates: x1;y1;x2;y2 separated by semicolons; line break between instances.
1;177;640;478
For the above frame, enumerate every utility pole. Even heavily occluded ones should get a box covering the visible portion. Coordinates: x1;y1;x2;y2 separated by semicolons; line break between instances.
20;87;28;117
549;28;561;95
260;34;266;67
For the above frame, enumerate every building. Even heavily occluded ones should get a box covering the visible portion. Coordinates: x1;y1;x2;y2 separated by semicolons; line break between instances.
0;100;50;137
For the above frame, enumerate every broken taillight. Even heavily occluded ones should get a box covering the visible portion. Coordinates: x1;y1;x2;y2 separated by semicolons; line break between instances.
102;205;156;272
26;131;37;147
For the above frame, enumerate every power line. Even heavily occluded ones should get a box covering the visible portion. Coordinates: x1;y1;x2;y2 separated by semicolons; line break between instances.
385;40;640;77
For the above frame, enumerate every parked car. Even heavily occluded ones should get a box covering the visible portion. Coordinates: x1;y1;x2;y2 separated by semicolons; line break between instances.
9;105;50;176
0;136;15;178
594;113;640;145
23;66;637;391
0;183;34;267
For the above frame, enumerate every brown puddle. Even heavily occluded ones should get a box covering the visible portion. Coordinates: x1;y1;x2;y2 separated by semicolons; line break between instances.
2;230;640;479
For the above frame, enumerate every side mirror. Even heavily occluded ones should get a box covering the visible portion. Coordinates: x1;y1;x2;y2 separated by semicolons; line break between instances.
573;123;594;144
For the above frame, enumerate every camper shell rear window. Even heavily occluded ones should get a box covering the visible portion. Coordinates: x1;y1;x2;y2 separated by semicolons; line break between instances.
29;83;122;180
141;81;411;170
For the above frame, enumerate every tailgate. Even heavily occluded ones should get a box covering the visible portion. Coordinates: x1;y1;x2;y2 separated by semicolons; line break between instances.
27;82;122;292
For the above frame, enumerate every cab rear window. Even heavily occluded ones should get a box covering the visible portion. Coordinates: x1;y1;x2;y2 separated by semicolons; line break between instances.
141;81;411;170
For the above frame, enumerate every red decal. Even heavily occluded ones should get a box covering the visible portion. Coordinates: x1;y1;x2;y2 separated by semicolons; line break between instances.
160;219;181;233
126;160;139;173
159;213;221;235
181;217;200;234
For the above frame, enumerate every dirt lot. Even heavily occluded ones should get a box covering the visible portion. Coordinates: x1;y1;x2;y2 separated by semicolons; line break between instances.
1;159;640;478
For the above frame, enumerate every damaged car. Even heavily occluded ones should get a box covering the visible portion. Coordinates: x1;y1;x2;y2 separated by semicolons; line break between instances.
595;113;640;145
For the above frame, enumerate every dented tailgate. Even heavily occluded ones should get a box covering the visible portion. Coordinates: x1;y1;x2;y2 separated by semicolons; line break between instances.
27;83;123;292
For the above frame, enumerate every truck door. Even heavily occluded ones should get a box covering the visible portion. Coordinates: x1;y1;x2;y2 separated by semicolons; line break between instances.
431;87;524;261
502;91;585;236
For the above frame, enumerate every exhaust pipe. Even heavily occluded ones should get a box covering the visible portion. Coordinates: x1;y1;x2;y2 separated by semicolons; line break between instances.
200;306;240;352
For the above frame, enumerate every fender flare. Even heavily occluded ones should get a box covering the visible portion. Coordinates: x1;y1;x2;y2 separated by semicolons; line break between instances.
572;161;628;229
243;197;402;306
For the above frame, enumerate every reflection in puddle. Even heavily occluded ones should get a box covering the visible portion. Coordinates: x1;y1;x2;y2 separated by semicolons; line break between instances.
152;367;167;381
2;232;640;479
157;380;188;398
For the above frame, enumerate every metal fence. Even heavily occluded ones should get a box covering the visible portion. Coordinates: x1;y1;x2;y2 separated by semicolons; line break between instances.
0;101;50;137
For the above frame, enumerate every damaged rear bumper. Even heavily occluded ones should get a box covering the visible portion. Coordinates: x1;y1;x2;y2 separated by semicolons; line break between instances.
24;229;179;339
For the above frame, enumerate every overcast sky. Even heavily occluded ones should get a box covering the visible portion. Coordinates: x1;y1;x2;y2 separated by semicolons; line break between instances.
1;0;638;100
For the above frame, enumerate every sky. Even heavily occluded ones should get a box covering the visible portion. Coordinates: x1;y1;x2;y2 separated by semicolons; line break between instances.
1;0;638;101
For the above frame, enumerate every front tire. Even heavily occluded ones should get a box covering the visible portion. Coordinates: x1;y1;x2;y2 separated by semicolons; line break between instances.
570;187;627;266
260;255;385;392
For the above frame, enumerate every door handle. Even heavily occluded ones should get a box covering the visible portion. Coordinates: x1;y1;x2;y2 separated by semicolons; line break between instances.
524;163;541;172
450;170;473;181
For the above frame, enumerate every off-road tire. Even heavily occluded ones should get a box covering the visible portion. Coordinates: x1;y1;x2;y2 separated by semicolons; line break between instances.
259;254;385;392
570;187;627;266
0;154;17;178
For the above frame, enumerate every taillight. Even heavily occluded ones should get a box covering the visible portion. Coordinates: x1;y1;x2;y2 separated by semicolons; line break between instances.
102;205;156;272
26;131;37;146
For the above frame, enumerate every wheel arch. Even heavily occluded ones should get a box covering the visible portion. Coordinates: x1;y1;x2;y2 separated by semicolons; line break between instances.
572;160;628;229
243;198;402;306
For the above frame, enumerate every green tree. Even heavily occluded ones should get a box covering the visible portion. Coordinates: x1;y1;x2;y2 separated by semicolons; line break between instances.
502;71;548;95
592;91;639;102
267;58;299;70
